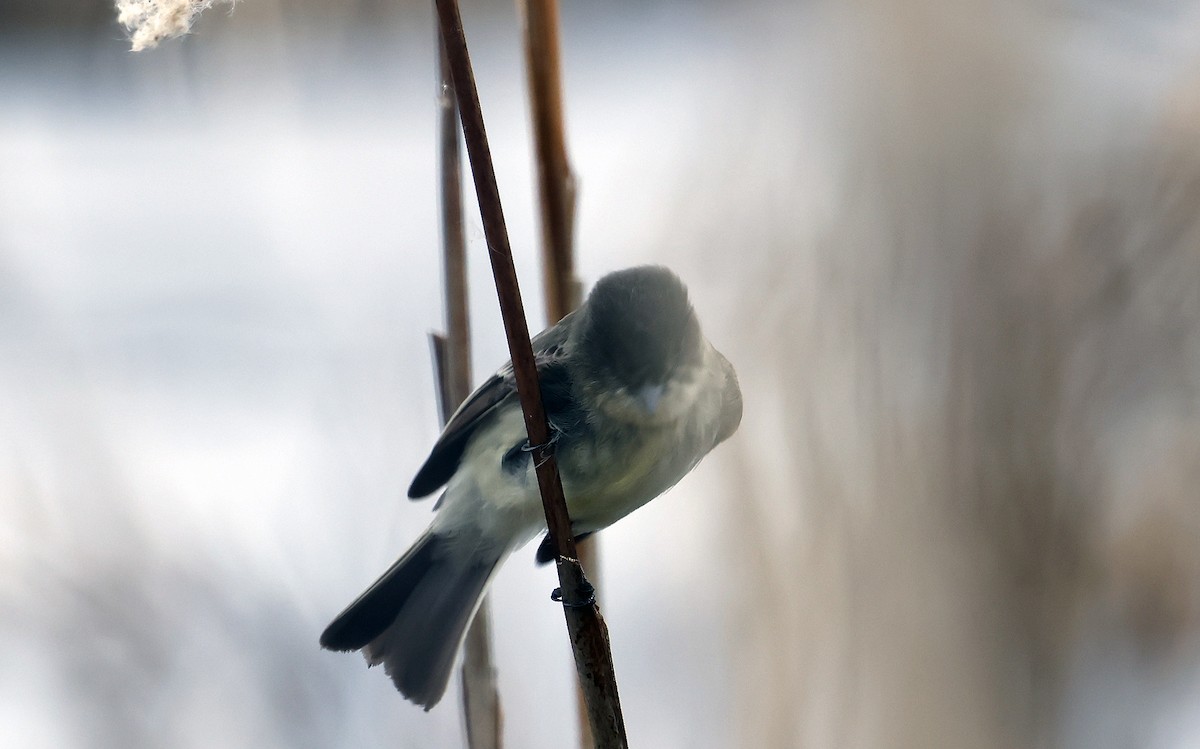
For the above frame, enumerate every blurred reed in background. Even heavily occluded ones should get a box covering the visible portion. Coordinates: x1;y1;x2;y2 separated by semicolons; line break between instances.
695;1;1200;746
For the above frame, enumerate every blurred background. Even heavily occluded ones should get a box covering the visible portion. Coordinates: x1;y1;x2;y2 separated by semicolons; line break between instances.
3;0;1200;747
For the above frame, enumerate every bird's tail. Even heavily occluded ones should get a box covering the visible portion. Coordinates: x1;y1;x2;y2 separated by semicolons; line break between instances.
319;530;501;709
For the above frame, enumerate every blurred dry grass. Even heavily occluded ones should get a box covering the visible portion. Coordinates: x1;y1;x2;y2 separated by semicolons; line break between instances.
698;1;1200;746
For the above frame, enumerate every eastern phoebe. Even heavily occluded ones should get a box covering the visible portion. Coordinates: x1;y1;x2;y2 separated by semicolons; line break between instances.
320;265;742;708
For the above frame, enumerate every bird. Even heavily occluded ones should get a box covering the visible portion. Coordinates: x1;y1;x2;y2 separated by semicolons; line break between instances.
319;265;743;709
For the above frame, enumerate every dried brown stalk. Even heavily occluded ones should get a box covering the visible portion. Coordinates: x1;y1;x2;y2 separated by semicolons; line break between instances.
520;0;581;325
517;2;593;746
434;23;502;749
432;0;628;745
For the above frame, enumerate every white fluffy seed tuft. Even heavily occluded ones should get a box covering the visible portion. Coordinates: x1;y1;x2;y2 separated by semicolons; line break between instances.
115;0;236;51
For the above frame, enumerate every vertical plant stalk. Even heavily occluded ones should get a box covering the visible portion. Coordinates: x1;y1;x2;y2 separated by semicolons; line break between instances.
433;0;629;745
435;20;472;416
520;0;581;325
434;24;503;749
517;3;593;747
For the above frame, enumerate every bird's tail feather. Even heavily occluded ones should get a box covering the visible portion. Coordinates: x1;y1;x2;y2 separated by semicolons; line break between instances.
320;531;501;709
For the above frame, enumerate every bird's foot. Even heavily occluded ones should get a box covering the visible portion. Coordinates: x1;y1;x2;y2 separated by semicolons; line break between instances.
551;578;596;609
521;429;561;468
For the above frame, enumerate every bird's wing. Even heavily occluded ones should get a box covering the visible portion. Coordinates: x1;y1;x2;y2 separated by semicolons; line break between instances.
407;311;578;499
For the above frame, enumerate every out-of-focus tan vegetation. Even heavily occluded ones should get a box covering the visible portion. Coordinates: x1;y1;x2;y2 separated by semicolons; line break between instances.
693;1;1200;746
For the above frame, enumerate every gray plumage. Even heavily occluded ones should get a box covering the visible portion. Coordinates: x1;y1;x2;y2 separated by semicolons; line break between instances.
320;265;742;708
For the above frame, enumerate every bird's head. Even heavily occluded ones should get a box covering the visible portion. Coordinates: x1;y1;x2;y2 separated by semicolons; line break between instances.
576;265;704;421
